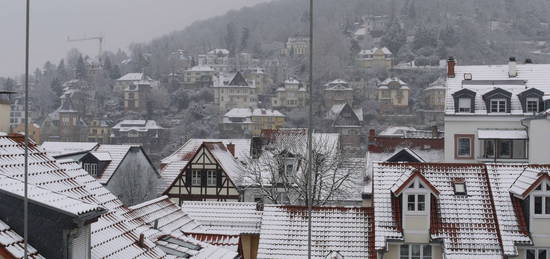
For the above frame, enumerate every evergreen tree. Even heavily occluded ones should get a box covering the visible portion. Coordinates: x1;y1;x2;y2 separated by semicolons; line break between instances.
75;55;88;80
224;22;238;56
240;27;250;51
381;20;406;54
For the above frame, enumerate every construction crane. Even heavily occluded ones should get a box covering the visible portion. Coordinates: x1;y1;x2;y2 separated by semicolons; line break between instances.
67;35;104;58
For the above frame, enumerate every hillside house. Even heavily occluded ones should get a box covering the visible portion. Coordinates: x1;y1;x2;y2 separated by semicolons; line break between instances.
124;80;151;112
242;67;272;95
444;57;550;164
326;103;363;154
87;118;112;143
271;78;307;109
111;119;165;154
223;108;285;137
323;79;354;108
114;72;155;92
281;37;309;56
41;95;87;142
198;48;231;73
183;65;217;87
377;77;410;113
357;47;393;69
213;72;258;112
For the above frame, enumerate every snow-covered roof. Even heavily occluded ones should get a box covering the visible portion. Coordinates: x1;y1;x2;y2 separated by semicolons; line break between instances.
162;139;250;165
445;63;550;115
40;141;98;157
0;135;170;258
94;144;137;184
257;205;375;259
284;78;300;85
90;151;112;161
325;79;352;91
224;108;285;118
207;49;230;55
372;162;529;257
378;126;417;136
181;201;262;235
359;47;392;56
424;78;447;91
204;142;246;185
0;220;44;259
112;120;163;132
477;129;527;139
117;72;151;81
186;233;240;252
378;77;407;87
188;65;215;72
508;167;549;198
157;161;189;196
326;103;363;123
0;174;105;217
213;72;255;88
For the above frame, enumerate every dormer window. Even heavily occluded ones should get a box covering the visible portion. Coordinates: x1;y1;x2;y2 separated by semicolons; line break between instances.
458;98;472;112
490;98;507;113
532;179;550;216
483;88;512;113
526;97;539;113
452;88;476;113
405;179;428;214
82;163;98;177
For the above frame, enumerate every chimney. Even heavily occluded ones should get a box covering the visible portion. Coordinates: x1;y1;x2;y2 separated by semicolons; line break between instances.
447;57;456;78
138;234;145;248
508;57;518;77
227;143;235;157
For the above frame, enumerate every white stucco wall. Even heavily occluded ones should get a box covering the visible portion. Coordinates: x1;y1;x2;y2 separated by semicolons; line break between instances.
444;116;527;163
528;118;550;164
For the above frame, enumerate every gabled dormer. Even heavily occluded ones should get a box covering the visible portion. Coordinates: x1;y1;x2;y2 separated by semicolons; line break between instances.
79;151;112;178
482;88;512;113
510;169;550;246
452;88;476;113
391;170;439;242
517;88;544;113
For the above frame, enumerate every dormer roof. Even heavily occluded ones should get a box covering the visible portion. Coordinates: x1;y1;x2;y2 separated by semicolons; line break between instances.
390;169;440;196
510;168;550;199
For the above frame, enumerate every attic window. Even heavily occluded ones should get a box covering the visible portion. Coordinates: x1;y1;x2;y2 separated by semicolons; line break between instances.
453;178;467;195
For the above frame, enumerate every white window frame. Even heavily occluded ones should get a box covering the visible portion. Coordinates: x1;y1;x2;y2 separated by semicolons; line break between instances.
206;170;217;186
404;179;429;215
531;179;550;218
458;98;471;113
191;170;201;186
526;248;549;259
490;98;507;113
526;97;539;113
400;244;432;259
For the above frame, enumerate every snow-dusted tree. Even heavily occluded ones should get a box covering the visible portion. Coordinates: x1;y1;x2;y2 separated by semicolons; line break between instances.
241;131;356;206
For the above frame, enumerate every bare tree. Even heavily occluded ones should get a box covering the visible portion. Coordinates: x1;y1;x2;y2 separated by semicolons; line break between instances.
241;131;356;206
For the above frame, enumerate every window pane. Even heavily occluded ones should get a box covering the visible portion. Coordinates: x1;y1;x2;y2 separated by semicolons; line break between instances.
483;140;495;158
412;245;420;258
535;196;543;214
400;245;409;256
540;249;547;259
458;138;471;157
423;245;432;257
458;98;471;112
512;140;526;159
526;249;535;259
497;140;512;158
546;197;550;215
408;195;415;211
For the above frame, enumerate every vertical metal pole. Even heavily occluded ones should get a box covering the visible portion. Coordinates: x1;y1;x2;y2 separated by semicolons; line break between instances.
307;0;313;258
24;0;30;258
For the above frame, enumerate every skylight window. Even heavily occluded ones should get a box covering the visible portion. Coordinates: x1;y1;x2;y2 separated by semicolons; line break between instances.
453;178;467;195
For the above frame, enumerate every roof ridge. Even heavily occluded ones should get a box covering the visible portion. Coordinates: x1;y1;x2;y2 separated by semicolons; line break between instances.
128;195;169;210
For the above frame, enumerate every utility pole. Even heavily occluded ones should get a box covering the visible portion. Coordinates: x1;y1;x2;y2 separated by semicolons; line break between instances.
307;0;314;258
23;0;30;258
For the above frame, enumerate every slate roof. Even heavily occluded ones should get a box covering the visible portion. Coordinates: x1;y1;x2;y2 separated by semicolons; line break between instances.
112;120;163;132
181;201;262;235
445;63;550;115
325;79;352;90
372;162;534;258
257;205;375;259
117;73;151;81
162;139;251;165
326;103;363;124
0;220;44;259
40;141;98;157
93;144;135;184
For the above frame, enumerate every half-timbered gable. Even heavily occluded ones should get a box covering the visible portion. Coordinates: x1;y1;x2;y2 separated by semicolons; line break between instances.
164;142;244;204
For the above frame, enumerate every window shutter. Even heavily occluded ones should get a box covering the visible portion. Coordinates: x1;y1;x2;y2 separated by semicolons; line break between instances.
185;168;192;187
201;170;207;187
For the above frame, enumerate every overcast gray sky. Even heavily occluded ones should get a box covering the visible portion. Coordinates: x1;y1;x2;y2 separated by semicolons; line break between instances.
0;0;270;78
